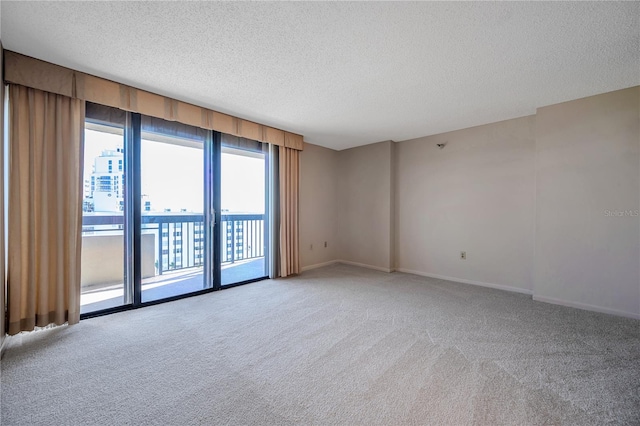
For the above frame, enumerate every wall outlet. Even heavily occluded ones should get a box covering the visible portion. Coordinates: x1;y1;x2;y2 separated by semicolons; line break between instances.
460;251;467;260
324;241;328;248
310;244;313;250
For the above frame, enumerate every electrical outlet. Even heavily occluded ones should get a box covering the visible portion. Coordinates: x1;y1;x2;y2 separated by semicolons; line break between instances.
310;244;313;250
324;241;327;248
460;251;466;260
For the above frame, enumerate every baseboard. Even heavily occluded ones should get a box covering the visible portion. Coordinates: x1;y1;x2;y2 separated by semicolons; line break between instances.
301;263;639;320
532;295;640;320
337;260;394;273
301;260;393;273
395;268;533;295
301;260;339;272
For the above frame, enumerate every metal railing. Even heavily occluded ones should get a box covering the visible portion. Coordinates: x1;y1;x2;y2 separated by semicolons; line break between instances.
221;214;265;264
82;212;265;275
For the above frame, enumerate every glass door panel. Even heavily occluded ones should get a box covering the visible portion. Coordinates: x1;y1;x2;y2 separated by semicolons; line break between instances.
81;123;127;313
140;131;207;302
221;147;267;285
81;106;271;316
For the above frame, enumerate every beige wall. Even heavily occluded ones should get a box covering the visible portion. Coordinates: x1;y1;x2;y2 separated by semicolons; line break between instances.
298;87;639;320
299;143;339;269
81;233;156;287
534;87;640;318
337;141;394;271
299;140;395;272
395;116;536;292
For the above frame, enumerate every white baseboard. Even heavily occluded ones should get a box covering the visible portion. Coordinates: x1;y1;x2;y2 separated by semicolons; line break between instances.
532;295;640;320
301;260;339;272
395;268;533;295
301;263;639;320
301;259;393;273
337;260;394;273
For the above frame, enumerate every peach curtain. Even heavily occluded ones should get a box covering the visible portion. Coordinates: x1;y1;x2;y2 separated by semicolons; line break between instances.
7;85;84;335
278;146;300;277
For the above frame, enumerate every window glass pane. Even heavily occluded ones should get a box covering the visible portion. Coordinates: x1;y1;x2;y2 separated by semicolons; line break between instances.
221;146;267;285
81;122;126;313
140;129;206;302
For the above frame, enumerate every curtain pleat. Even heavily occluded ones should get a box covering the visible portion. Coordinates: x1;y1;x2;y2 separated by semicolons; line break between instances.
7;85;84;335
278;146;300;277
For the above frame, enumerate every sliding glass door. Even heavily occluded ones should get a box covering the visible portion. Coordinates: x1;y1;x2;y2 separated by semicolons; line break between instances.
140;129;208;302
81;105;216;315
80;119;127;313
80;104;269;316
221;146;268;285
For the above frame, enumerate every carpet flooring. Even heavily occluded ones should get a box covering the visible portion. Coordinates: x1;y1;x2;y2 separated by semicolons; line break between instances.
2;264;639;425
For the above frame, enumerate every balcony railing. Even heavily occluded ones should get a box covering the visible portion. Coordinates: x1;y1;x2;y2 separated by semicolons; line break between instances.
82;213;265;282
221;214;265;265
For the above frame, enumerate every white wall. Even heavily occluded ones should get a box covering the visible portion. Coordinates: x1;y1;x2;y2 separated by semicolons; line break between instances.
395;116;536;293
337;141;394;271
299;143;339;269
534;87;640;318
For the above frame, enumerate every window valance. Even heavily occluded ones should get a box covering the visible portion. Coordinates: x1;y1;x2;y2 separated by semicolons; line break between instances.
3;50;304;150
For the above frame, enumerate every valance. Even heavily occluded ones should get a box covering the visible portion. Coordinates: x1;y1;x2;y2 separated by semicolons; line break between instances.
4;50;304;150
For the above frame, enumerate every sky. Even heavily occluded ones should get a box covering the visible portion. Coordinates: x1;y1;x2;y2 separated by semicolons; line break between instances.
84;129;265;214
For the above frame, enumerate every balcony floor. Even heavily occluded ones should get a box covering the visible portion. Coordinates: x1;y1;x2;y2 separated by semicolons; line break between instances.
81;257;266;314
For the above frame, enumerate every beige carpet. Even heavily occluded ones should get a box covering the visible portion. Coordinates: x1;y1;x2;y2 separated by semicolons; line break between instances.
2;264;639;425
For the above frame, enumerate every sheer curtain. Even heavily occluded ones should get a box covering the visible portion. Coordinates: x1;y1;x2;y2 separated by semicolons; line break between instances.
278;146;300;277
7;84;84;335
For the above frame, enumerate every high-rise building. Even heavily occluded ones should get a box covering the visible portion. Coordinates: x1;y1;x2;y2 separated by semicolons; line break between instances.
89;147;125;212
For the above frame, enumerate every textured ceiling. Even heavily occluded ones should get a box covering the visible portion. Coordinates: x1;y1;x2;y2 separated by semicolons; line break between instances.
1;2;639;150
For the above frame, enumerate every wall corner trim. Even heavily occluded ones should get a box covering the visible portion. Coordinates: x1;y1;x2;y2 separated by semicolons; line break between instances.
301;260;339;272
532;295;640;320
396;268;534;295
301;260;396;274
298;264;640;320
337;260;394;273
